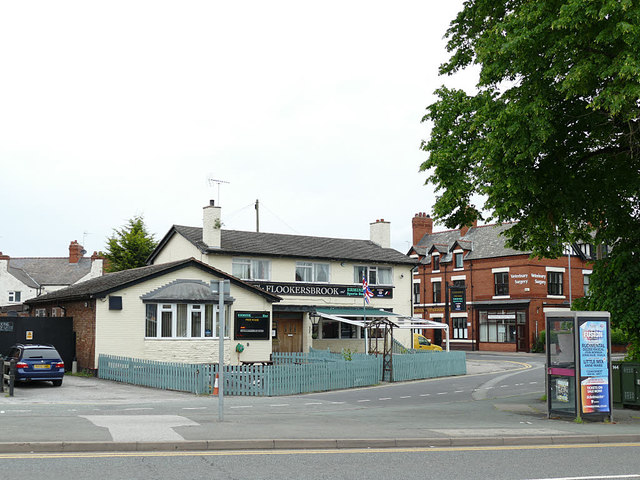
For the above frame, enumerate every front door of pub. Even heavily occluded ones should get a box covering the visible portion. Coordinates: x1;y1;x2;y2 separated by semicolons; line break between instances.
274;313;303;353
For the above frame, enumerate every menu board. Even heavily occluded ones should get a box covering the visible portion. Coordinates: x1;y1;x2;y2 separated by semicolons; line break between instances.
234;311;270;340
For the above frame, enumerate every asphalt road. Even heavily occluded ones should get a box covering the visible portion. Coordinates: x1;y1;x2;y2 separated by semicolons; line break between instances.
1;444;639;480
2;352;639;449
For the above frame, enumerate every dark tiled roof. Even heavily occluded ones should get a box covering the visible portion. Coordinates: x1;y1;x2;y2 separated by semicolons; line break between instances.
153;225;416;266
25;258;280;304
9;257;94;287
417;224;526;264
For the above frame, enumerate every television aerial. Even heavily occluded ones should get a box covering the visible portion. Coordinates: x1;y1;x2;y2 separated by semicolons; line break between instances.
207;176;230;206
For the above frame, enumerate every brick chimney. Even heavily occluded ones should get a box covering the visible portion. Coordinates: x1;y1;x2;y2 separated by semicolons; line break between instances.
412;212;433;245
0;252;9;273
203;200;222;249
460;219;478;237
69;240;85;264
370;219;390;248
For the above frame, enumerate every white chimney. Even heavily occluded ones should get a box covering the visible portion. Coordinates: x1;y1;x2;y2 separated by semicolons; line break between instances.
370;219;390;248
203;200;222;249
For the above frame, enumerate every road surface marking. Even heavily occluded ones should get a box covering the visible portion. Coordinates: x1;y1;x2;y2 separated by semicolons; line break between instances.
182;407;207;410
304;402;322;405
230;405;252;409
379;397;391;401
269;404;289;407
400;396;411;399
419;394;430;397
6;443;640;460
357;399;370;403
437;392;447;395
123;407;154;411
80;415;198;442
454;390;464;393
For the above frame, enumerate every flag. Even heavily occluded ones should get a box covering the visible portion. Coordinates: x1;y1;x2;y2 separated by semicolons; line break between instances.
362;275;373;304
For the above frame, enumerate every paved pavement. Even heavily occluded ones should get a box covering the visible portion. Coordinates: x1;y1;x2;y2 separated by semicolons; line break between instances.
1;353;639;453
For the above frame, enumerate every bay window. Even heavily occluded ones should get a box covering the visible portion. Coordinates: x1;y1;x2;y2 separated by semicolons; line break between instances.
145;303;228;339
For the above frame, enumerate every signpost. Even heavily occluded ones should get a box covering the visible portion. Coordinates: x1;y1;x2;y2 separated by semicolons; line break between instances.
211;279;230;422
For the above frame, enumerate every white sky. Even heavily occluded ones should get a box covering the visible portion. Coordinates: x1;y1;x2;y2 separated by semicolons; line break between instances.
0;0;477;258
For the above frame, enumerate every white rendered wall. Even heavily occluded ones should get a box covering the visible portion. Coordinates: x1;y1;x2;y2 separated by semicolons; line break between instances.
94;265;275;366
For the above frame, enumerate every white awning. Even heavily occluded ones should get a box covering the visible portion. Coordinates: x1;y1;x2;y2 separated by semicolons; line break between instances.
313;312;450;351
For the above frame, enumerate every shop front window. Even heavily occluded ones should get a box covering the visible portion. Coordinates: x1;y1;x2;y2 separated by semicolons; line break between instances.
479;310;517;343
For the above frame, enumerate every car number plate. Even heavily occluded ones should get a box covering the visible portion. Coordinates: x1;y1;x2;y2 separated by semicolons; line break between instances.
34;364;51;369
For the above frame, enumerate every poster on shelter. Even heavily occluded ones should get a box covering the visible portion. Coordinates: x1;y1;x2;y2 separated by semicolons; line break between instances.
579;320;610;414
555;378;569;403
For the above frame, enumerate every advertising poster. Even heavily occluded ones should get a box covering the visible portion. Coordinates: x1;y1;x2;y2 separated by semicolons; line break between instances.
579;320;610;414
556;378;569;403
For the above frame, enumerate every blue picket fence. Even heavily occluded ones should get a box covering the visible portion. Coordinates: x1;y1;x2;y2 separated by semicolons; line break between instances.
98;349;466;396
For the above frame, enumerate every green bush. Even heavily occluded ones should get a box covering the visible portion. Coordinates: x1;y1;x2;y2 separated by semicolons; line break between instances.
531;331;545;353
610;328;628;346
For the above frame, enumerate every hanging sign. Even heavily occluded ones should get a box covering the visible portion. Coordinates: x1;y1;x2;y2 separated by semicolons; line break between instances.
450;287;466;311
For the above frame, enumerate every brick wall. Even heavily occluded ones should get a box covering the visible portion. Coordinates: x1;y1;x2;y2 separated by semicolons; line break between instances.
27;299;96;370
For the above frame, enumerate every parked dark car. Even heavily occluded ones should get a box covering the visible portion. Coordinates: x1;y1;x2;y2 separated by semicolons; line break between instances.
5;344;65;386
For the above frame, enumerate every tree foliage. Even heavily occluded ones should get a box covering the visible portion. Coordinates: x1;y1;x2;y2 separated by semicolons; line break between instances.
421;0;640;356
104;216;158;273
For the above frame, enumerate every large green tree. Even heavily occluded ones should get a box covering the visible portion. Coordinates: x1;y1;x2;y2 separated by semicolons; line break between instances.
421;0;640;355
104;216;158;273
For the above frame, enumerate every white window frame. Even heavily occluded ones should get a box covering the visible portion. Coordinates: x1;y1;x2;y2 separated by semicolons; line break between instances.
8;291;21;303
453;250;464;269
432;253;440;272
145;303;228;339
354;265;393;285
232;258;271;281
296;262;330;283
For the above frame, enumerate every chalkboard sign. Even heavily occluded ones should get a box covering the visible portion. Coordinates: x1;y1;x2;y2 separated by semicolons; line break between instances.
234;311;270;340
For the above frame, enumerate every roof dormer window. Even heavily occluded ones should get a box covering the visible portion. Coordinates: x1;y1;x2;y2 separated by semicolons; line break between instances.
432;254;440;271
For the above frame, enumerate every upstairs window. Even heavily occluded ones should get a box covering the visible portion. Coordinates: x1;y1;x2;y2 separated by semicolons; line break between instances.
354;266;392;285
548;272;564;296
296;262;330;283
432;281;441;303
494;272;509;296
432;255;440;271
583;274;591;296
454;252;464;269
413;283;421;304
8;291;21;303
232;258;270;281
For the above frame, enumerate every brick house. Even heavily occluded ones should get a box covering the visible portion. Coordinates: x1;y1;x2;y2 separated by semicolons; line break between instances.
410;213;594;352
0;241;104;311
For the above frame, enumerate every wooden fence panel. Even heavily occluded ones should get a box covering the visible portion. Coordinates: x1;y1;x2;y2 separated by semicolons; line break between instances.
98;350;464;396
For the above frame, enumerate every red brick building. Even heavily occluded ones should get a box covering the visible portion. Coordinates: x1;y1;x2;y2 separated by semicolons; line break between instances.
410;213;594;352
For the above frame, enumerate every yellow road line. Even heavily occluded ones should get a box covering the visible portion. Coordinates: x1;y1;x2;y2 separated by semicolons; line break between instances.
1;443;638;460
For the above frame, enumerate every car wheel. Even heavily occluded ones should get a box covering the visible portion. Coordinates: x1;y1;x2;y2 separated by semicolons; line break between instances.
52;379;63;387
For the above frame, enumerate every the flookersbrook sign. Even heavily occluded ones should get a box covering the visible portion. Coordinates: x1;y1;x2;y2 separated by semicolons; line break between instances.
251;282;393;298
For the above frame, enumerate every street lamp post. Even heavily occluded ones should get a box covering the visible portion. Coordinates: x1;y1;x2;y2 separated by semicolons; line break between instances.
211;279;230;422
